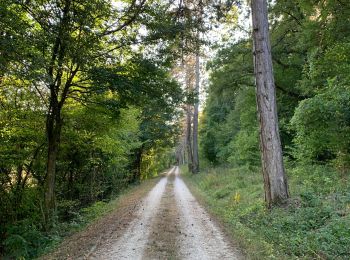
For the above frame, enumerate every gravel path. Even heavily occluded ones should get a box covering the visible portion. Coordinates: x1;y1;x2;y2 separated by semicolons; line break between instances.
92;174;168;259
44;166;241;259
91;166;241;260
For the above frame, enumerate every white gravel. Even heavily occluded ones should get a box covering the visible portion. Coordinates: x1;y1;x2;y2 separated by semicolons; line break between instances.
174;167;240;260
92;168;172;259
91;166;241;260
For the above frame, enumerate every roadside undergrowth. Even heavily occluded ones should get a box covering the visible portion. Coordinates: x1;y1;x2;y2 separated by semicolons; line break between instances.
5;176;161;259
181;163;350;259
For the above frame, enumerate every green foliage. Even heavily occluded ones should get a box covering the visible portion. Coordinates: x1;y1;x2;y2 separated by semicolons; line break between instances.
291;84;350;168
226;87;259;167
200;40;258;166
4;220;49;259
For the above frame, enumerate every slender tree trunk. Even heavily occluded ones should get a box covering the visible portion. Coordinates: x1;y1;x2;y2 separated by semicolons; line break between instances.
192;53;200;174
182;138;186;165
13;165;24;220
43;0;72;228
131;147;143;182
137;149;142;180
184;60;194;172
44;99;62;228
183;146;186;165
15;165;23;190
68;169;74;199
191;0;202;174
251;0;289;207
186;104;193;172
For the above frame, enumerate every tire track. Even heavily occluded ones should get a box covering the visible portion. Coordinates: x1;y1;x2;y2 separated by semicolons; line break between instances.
174;167;240;260
91;168;173;259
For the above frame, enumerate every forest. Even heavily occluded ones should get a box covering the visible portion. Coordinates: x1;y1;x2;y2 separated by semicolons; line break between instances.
1;0;350;259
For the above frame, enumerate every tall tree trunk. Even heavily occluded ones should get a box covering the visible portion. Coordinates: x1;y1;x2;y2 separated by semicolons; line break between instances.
192;53;200;174
182;138;187;165
43;0;71;228
13;165;24;220
68;169;74;199
44;98;62;228
131;147;143;182
191;0;202;174
183;144;186;165
184;60;194;172
251;0;289;207
186;104;193;172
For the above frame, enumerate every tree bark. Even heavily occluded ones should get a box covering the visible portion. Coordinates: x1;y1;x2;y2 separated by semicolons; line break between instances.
192;53;200;174
131;147;143;182
44;96;62;228
191;0;202;174
186;104;193;173
251;0;289;207
184;59;194;172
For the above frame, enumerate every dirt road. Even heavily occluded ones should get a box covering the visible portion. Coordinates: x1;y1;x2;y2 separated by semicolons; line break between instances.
47;167;241;259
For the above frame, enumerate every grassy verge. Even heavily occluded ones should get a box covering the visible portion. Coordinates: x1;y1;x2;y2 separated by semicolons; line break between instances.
181;163;350;259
